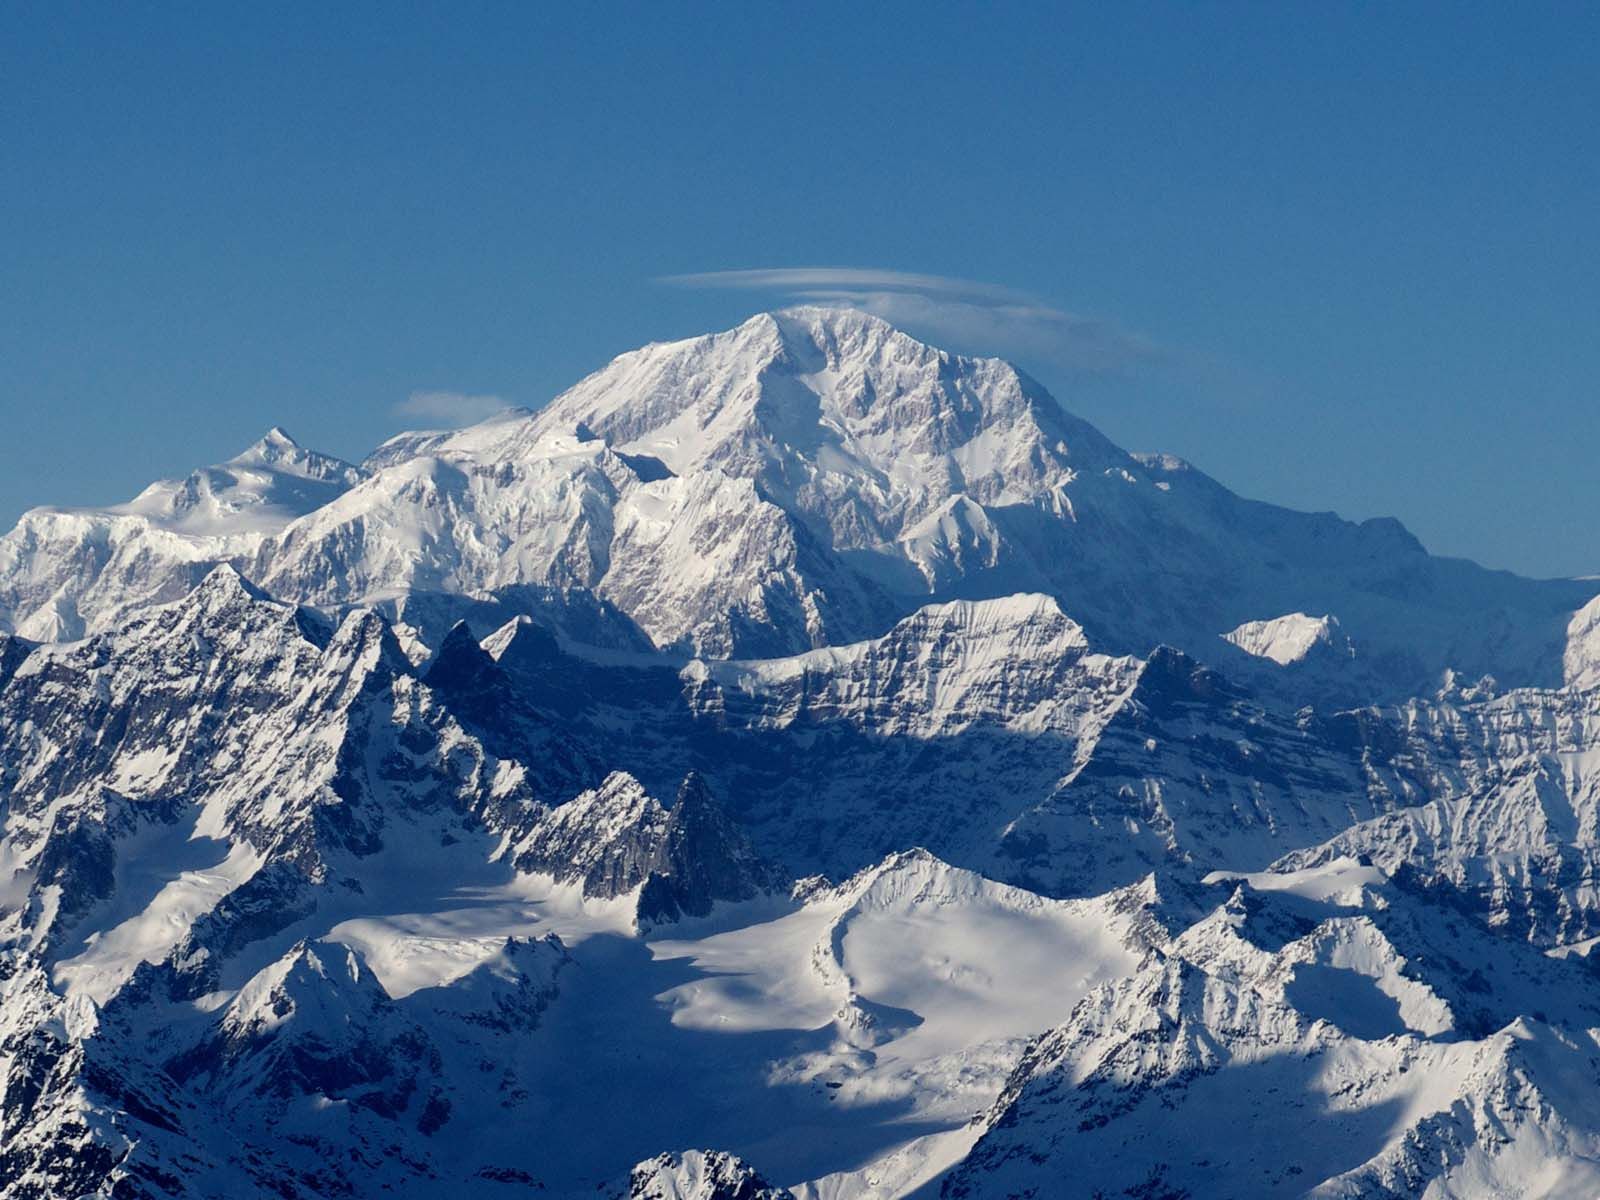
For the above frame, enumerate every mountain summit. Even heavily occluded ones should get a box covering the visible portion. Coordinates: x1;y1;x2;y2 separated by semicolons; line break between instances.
0;308;1594;682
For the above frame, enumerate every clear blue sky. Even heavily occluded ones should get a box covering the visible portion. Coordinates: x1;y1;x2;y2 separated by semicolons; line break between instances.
3;4;1596;577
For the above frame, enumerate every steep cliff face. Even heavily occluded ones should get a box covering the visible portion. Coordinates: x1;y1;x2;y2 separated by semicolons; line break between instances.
505;771;777;926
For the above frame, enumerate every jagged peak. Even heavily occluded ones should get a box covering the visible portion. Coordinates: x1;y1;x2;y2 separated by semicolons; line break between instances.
0;628;31;683
518;305;1119;502
770;301;899;332
321;607;414;679
509;770;774;924
673;770;712;810
223;939;388;1038
262;425;299;448
642;773;774;923
1566;595;1600;690
481;613;562;664
893;592;1082;638
717;592;1084;670
564;770;664;822
1222;612;1351;667
114;564;289;639
560;305;958;411
661;773;755;858
422;618;501;681
192;562;272;603
423;618;528;721
427;618;489;666
226;425;364;485
1131;645;1239;710
827;847;995;908
718;304;1005;388
229;426;302;463
766;303;936;360
619;1149;795;1200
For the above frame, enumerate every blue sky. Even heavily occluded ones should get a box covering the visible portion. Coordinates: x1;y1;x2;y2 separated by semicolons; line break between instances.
3;4;1596;577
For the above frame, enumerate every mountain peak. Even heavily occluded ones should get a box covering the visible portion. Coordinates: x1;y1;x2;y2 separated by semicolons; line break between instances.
1222;612;1353;667
227;426;363;484
767;302;904;345
516;307;1116;558
228;426;300;464
192;561;272;605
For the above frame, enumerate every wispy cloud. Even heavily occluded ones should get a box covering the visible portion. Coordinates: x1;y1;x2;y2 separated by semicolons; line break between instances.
394;390;510;428
663;267;1032;304
660;267;1163;375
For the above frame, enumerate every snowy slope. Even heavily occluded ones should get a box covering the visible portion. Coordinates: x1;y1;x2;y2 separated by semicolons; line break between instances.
1224;611;1353;666
0;429;363;641
946;863;1600;1199
1565;594;1600;690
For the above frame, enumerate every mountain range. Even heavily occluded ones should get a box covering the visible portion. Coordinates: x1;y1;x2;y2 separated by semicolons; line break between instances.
1;306;1598;1198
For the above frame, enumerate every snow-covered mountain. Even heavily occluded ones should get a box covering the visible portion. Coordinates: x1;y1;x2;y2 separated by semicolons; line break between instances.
0;429;364;642
947;863;1600;1199
4;308;1593;687
2;307;1600;1198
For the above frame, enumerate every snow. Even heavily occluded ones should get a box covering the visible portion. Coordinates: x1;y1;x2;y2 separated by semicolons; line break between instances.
70;841;1141;1195
1566;594;1600;690
108;745;181;795
54;825;262;1005
2;306;1594;701
1222;611;1348;666
327;872;638;999
7;306;1600;1199
467;852;1140;1195
692;593;1127;740
1206;857;1390;906
0;429;364;639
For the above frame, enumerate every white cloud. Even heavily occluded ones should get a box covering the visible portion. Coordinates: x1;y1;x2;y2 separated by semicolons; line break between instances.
661;267;1031;303
660;267;1163;375
394;390;510;428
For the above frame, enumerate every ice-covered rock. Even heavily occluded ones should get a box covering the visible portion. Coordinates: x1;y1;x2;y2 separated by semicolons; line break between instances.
1223;611;1353;666
506;771;777;925
614;1150;794;1200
